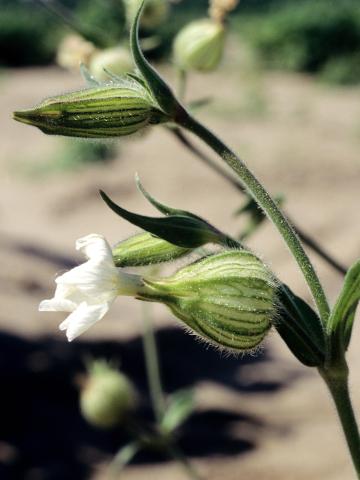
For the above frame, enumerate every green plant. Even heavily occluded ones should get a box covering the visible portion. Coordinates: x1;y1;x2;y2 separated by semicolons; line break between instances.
236;0;360;82
12;0;360;478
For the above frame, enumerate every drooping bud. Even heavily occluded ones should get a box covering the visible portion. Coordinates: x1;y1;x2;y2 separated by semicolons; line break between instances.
113;232;191;267
13;81;168;138
124;0;169;30
89;47;133;82
140;250;277;351
173;19;226;73
80;360;136;429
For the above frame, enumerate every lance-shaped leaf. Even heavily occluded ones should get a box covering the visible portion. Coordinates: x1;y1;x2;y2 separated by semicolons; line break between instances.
160;389;195;434
130;0;181;117
328;259;360;353
100;190;232;248
275;284;326;367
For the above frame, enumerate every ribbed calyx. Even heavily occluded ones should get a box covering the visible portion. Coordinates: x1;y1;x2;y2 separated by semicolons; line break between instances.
140;250;277;352
113;232;192;267
13;81;168;138
173;19;226;72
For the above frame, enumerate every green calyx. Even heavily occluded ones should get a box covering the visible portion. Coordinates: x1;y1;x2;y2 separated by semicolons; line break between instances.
13;81;168;138
140;250;276;352
80;360;135;429
113;232;192;267
173;19;226;73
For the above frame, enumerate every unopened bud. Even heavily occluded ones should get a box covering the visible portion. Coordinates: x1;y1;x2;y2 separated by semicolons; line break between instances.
125;0;169;30
113;232;191;267
80;360;135;429
89;47;133;82
13;84;168;138
142;250;276;351
173;19;226;72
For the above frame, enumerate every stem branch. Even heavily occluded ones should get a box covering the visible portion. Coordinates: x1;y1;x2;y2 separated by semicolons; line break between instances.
178;113;330;324
170;127;347;276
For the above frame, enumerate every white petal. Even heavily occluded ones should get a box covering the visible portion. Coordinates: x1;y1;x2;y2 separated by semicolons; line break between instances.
59;301;112;342
76;234;113;264
55;261;121;302
39;298;76;312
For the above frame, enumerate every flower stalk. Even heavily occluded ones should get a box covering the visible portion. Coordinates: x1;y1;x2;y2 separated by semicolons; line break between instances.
176;111;331;326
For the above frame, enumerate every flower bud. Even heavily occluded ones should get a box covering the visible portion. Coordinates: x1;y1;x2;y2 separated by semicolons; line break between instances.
113;232;191;267
142;250;276;351
89;47;133;82
56;34;97;72
124;0;169;30
80;360;135;429
13;84;168;138
173;19;226;72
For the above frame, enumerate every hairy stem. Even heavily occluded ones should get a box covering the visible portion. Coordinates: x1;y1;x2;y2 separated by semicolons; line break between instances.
170;127;347;276
320;365;360;478
177;112;330;324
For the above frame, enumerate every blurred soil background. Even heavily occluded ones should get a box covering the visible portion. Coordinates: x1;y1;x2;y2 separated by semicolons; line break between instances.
1;1;360;479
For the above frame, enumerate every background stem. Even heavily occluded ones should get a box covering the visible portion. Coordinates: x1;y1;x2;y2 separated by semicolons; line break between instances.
170;127;347;276
141;303;166;423
178;113;330;324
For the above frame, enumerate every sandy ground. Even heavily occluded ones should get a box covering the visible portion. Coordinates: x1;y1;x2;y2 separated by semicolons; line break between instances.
1;58;360;480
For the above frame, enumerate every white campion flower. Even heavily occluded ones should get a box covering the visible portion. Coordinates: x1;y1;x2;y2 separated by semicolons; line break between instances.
39;234;143;342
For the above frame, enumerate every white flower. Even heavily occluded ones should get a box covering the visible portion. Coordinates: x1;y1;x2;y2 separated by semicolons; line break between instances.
39;234;141;342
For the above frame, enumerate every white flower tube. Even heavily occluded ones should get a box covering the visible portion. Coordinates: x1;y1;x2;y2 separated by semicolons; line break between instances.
39;234;143;342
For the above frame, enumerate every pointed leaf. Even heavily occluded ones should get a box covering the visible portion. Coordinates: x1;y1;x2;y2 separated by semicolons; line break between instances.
80;63;100;87
130;0;180;116
276;284;326;367
161;389;195;434
329;259;360;351
100;190;220;248
135;174;201;220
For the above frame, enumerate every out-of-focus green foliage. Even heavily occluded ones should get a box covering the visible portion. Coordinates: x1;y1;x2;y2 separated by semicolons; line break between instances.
236;0;360;84
2;0;360;86
0;4;60;66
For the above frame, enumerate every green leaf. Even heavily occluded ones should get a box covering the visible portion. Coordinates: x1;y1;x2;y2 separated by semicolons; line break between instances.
161;389;195;434
80;63;100;87
135;174;202;220
130;0;180;116
100;190;221;248
328;259;360;352
276;284;326;367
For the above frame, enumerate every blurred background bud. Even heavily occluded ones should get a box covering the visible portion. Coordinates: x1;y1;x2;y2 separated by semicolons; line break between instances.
89;46;133;82
80;360;136;429
113;232;192;267
13;83;168;138
124;0;170;30
173;18;226;72
209;0;240;23
141;250;276;351
56;34;97;72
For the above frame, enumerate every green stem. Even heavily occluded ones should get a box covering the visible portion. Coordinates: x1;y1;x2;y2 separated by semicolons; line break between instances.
176;69;188;103
178;112;330;324
167;444;203;480
141;303;166;423
320;365;360;478
170;127;347;276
